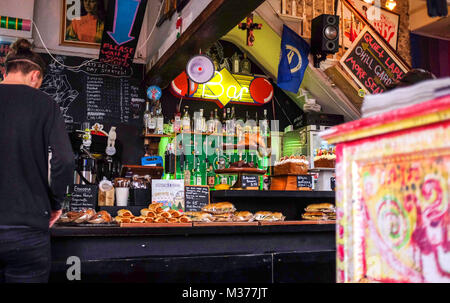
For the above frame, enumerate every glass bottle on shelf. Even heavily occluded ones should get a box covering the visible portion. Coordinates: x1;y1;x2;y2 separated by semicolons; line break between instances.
253;112;259;135
222;108;227;135
173;110;181;133
207;163;215;188
244;111;251;134
143;100;151;135
200;108;206;133
183;161;191;186
214;108;221;134
225;107;233;135
148;103;156;135
260;109;270;137
193;110;201;133
231;52;240;73
155;103;164;135
240;53;251;75
207;111;215;133
182;106;191;133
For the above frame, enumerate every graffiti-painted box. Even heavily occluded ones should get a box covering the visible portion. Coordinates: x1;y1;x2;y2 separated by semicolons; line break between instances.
321;96;450;283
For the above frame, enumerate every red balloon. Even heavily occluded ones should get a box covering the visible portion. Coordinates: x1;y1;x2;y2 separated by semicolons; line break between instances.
249;77;273;104
171;71;198;97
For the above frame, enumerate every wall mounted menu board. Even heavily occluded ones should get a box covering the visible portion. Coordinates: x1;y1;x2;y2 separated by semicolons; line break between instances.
70;184;98;212
340;26;409;95
39;54;146;127
184;185;210;212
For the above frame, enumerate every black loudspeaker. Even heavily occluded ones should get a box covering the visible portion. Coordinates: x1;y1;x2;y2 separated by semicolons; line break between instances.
426;0;448;17
311;14;340;55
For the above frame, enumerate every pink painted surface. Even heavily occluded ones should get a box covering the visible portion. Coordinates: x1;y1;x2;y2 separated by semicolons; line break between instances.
325;97;450;282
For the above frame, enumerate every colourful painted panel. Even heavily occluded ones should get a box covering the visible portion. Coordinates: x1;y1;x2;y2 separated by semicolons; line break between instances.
358;151;450;282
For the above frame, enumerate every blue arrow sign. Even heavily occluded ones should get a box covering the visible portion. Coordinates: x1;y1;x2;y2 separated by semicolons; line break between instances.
107;0;141;46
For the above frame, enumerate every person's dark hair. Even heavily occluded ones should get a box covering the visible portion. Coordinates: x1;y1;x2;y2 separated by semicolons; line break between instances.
81;0;106;22
5;38;46;77
385;68;436;91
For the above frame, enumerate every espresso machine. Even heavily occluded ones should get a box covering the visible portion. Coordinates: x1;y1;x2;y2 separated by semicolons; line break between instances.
70;124;122;184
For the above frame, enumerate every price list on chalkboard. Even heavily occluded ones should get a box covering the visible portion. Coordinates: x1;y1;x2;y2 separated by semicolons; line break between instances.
242;175;259;189
39;54;146;126
184;186;210;212
70;184;98;212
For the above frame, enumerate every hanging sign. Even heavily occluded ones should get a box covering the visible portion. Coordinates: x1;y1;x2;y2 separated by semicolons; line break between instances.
339;26;409;95
99;0;148;68
147;85;162;100
170;68;273;108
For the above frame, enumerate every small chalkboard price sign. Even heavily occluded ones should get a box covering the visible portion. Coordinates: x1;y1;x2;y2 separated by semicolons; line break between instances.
242;175;259;189
184;185;210;212
340;26;409;95
297;175;312;190
70;184;98;211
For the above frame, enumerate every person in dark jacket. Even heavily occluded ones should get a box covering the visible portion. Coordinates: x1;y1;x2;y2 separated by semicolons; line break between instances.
0;39;74;283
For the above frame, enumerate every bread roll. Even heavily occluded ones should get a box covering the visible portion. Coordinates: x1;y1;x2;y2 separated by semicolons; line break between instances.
117;209;133;217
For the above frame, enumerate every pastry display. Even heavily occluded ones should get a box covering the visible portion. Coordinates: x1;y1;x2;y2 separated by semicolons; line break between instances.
232;211;254;222
115;216;132;223
116;206;190;225
73;208;96;223
254;211;286;222
302;203;336;221
87;211;112;224
57;209;114;225
201;202;236;214
273;155;309;175
117;209;133;217
148;202;164;213
313;148;336;168
184;211;215;222
212;213;234;222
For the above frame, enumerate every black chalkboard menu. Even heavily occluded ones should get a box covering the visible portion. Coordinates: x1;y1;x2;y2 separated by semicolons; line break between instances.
70;184;98;211
242;175;259;189
184;185;210;212
297;175;312;189
39;53;146;127
340;26;409;95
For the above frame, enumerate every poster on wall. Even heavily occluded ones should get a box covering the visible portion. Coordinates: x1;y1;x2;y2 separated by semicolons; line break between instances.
338;0;400;50
0;37;14;81
151;180;185;212
60;0;109;48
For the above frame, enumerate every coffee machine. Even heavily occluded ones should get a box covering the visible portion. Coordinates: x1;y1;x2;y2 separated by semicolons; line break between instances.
70;125;122;184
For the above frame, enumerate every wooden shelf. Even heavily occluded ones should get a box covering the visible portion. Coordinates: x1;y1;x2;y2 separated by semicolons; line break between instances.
142;134;172;138
212;190;335;199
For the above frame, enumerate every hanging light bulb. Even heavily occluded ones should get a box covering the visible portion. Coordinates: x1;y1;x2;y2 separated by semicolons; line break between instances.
363;0;374;4
385;0;396;11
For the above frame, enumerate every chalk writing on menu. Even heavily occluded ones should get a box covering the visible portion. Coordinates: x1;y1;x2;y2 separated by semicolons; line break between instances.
184;186;210;212
242;175;259;189
340;26;409;95
39;54;146;126
70;184;98;212
297;175;312;189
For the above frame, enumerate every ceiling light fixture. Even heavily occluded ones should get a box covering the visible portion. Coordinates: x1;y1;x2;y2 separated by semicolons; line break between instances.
385;0;396;11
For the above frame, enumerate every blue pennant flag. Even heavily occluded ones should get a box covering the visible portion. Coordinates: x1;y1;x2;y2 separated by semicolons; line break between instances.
277;25;310;93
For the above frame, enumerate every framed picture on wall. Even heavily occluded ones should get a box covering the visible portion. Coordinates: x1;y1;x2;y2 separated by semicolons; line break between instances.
60;0;109;48
338;0;400;50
